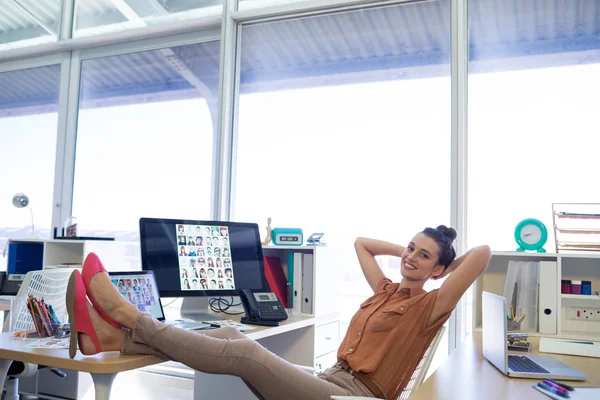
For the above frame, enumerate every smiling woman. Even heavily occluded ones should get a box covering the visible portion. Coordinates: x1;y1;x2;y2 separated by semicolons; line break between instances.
324;230;492;399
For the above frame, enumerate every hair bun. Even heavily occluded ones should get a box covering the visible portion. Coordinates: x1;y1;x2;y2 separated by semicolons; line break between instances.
436;225;457;241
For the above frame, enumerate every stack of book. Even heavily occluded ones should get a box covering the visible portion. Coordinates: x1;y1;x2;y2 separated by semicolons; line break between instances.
507;332;530;353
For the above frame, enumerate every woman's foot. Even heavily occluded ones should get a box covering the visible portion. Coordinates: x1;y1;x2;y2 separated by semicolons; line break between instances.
82;253;122;329
79;302;124;355
87;270;141;330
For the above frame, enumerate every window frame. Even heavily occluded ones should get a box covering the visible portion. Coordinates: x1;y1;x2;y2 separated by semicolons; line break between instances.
60;29;222;227
0;53;72;236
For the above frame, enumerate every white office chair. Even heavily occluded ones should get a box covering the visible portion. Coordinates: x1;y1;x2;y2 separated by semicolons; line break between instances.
330;326;446;400
1;270;73;400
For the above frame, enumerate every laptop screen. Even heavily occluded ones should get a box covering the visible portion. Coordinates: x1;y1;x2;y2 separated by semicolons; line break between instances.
109;272;165;321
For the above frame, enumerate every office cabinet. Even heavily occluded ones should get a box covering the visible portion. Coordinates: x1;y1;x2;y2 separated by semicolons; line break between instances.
473;251;600;339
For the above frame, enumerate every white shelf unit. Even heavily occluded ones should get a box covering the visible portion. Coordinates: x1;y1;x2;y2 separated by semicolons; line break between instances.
473;251;600;339
261;245;340;372
7;238;126;271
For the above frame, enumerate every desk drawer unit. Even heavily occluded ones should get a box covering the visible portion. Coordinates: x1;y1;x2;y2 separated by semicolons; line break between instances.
315;351;338;373
315;321;339;357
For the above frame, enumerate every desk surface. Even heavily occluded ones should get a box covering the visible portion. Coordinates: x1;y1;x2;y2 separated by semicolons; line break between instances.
162;301;338;341
0;333;162;374
411;332;600;400
0;311;334;375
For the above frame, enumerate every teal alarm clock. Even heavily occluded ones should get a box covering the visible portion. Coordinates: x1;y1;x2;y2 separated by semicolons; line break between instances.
272;228;303;246
514;218;548;253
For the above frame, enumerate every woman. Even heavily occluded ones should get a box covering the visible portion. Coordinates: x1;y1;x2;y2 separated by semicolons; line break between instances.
67;226;490;400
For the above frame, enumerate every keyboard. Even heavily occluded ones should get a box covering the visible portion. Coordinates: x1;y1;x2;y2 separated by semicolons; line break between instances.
508;355;550;374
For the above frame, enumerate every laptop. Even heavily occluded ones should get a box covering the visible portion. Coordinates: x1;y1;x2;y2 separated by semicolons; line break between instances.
482;291;587;381
109;271;209;331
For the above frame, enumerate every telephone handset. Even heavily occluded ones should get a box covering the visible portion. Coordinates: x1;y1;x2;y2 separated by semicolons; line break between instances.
239;289;288;327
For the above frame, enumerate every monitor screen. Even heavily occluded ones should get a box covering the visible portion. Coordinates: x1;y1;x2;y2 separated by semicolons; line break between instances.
7;242;44;277
109;271;165;321
139;218;269;297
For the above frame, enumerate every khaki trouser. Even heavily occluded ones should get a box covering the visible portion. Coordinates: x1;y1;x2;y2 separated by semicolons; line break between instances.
121;314;375;400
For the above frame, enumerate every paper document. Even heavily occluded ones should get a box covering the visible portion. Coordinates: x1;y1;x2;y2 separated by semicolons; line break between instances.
534;385;600;400
21;337;70;349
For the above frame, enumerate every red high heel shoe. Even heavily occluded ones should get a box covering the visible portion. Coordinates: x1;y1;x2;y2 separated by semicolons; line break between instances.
66;270;102;359
82;253;121;329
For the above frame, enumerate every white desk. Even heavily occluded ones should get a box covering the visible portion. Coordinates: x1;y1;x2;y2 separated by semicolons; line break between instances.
141;307;339;400
411;332;600;400
0;332;162;400
194;313;338;399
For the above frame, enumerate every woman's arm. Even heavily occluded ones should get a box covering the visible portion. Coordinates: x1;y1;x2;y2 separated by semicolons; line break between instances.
354;237;405;292
428;245;492;325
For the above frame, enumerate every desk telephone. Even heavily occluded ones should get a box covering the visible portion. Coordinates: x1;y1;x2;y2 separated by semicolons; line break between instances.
0;272;22;295
239;289;288;327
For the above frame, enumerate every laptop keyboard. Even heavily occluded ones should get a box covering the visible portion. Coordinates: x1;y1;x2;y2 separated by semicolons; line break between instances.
508;355;550;374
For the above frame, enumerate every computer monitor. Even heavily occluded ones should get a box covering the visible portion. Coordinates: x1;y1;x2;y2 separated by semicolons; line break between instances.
139;217;269;320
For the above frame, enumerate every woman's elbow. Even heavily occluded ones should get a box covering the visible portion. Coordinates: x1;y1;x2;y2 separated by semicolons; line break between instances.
478;245;492;260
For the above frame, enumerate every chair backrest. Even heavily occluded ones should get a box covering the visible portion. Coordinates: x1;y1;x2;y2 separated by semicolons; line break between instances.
8;269;74;336
398;325;446;400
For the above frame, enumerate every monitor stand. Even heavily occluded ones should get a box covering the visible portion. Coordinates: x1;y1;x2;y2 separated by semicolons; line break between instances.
180;297;224;321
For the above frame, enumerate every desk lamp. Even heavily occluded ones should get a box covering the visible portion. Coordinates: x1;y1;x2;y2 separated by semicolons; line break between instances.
12;193;35;237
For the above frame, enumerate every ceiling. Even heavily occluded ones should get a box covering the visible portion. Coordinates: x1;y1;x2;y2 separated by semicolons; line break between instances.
0;0;599;115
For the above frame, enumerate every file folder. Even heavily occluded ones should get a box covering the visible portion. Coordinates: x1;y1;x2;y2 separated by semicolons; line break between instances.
292;252;303;315
538;261;558;335
301;253;314;315
263;256;288;308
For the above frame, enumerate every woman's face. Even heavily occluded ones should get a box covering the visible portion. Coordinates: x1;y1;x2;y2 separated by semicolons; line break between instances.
400;233;444;281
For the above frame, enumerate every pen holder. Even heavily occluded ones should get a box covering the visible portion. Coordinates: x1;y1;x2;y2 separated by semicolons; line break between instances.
9;269;74;339
507;320;521;332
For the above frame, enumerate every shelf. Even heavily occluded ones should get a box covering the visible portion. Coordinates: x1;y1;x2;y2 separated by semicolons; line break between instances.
555;212;600;220
491;251;557;258
557;252;600;259
562;294;600;300
262;245;324;250
561;294;600;308
557;228;600;234
472;325;600;341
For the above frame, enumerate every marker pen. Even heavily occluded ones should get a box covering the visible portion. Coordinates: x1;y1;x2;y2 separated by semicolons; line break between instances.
541;380;568;393
545;379;575;391
537;383;570;398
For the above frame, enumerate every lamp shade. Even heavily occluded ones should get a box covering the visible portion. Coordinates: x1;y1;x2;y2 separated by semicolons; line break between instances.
12;193;30;208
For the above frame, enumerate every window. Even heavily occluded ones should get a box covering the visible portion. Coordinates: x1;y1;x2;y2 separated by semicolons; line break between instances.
233;0;451;364
73;0;222;38
467;0;600;251
238;0;310;11
0;1;61;51
71;41;220;268
0;64;62;268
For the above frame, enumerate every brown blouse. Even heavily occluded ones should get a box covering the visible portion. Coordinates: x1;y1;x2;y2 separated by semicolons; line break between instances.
337;278;451;399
